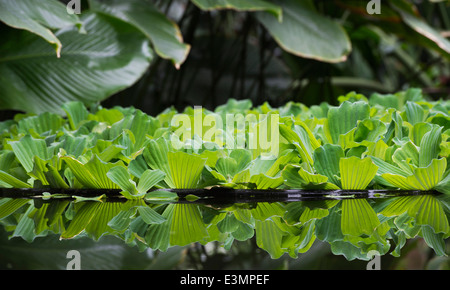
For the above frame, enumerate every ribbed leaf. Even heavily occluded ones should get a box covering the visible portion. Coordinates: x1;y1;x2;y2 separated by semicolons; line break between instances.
281;164;340;190
136;169;166;194
168;151;206;189
61;202;102;239
143;138;175;188
392;141;419;175
215;157;238;180
0;12;152;114
421;226;447;256
169;204;208;246
381;158;447;190
62;101;89;130
192;0;282;21
341;199;380;236
381;195;449;235
90;0;190;68
255;0;351;63
313;144;344;187
370;156;409;177
280;124;315;165
17;112;65;136
251;202;285;221
106;166;138;196
249;173;283;189
217;213;240;233
85;202;123;240
0;0;83;57
418;125;442;167
137;206;166;225
0;198;30;220
339;157;378;190
413;195;449;235
405;101;427;125
255;219;285;259
0;170;32;188
327;101;370;144
63;155;125;189
9;135;51;173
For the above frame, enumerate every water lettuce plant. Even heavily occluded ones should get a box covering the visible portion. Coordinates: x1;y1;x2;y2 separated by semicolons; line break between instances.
0;88;449;261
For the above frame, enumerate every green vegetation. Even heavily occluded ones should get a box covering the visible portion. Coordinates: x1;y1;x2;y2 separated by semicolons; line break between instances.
0;88;448;262
0;0;449;269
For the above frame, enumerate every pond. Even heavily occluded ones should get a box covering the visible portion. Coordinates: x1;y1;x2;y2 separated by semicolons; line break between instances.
0;188;448;269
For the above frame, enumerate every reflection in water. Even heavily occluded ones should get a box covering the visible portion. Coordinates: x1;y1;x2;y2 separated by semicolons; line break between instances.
0;191;448;261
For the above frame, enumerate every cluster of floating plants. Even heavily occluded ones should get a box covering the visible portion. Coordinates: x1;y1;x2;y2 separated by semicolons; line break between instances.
0;88;449;261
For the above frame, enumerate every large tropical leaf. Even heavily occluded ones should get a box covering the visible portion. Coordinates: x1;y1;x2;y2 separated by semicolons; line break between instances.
255;0;351;63
0;12;152;114
191;0;283;21
89;0;190;68
390;0;450;57
0;0;83;57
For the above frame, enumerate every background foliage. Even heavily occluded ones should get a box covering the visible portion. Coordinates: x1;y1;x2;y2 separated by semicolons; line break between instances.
0;0;449;270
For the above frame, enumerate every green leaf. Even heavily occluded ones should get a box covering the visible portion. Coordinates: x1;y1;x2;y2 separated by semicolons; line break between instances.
12;205;37;243
370;156;409;177
391;1;450;56
0;199;30;220
137;206;166;224
255;0;351;63
191;0;282;21
421;225;448;256
392;141;419;175
215;157;238;180
313;144;344;187
17;112;65;136
282;164;340;190
85;202;123;240
254;219;286;259
62;101;89;130
168;204;209;246
9;135;51;173
435;171;450;194
217;213;240;233
418;125;442;167
369;93;401;110
249;173;283;189
144;190;178;202
381;195;449;235
405;101;427;125
61;202;102;239
381;158;447;190
136;169;166;194
106;166;138;197
0;170;32;188
0;0;83;57
143;138;174;188
0;12;152;114
339;157;378;190
327;101;370;144
168;151;206;189
63;155;125;189
90;0;190;68
341;199;380;237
